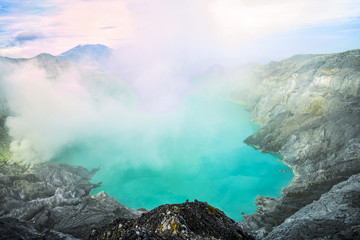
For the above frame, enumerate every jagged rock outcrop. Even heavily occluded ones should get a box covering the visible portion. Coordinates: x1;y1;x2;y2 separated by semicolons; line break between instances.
264;173;360;240
84;200;254;240
0;162;146;239
239;49;360;238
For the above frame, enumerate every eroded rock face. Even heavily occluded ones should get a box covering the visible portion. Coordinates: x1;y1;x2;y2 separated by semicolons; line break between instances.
239;49;360;238
0;162;145;239
246;50;360;125
264;173;360;240
83;200;254;240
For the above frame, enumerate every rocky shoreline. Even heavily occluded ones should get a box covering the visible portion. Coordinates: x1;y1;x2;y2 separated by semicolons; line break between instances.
0;162;146;239
0;161;254;239
238;49;360;239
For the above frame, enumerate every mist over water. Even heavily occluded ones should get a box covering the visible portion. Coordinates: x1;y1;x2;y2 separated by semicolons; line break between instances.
0;49;294;221
0;43;293;221
0;0;295;220
56;93;293;221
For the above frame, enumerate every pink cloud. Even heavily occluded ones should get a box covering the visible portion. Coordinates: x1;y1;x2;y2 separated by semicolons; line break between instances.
0;0;359;59
0;0;134;57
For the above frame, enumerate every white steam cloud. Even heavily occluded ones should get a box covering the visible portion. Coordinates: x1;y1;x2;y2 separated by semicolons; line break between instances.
3;63;99;162
0;57;212;165
1;0;359;165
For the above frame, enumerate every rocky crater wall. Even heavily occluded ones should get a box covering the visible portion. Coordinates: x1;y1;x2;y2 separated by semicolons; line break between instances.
1;49;359;239
239;49;360;239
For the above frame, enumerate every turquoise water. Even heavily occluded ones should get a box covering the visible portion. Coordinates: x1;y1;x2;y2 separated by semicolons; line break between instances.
56;95;293;221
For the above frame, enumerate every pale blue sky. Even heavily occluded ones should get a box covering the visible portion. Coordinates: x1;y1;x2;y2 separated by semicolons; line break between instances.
0;0;359;64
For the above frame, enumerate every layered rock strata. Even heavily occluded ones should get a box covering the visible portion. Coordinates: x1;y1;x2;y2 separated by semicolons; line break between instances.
239;49;360;238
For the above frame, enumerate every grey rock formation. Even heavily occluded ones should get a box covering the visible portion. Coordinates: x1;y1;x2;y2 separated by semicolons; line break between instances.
246;50;360;125
239;49;360;238
264;173;360;240
83;200;254;240
0;217;77;240
0;162;145;238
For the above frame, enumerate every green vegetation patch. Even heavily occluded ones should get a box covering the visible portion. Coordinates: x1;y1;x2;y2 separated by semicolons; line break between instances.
206;204;218;216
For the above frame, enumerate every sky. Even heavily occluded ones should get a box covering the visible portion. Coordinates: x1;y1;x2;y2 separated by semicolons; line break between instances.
0;0;359;64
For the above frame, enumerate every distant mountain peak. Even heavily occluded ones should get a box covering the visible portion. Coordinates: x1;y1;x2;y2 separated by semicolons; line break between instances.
62;44;109;52
58;44;113;69
59;43;110;53
34;53;56;58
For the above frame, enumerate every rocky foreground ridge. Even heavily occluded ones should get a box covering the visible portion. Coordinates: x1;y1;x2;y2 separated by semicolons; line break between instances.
85;174;360;240
239;49;360;238
0;162;254;239
84;200;253;240
0;162;146;239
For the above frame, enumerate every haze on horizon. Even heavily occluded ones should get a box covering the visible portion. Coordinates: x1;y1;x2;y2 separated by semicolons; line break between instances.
0;0;359;65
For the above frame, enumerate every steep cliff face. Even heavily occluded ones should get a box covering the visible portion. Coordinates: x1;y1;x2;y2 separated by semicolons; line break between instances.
240;49;360;238
247;50;360;124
